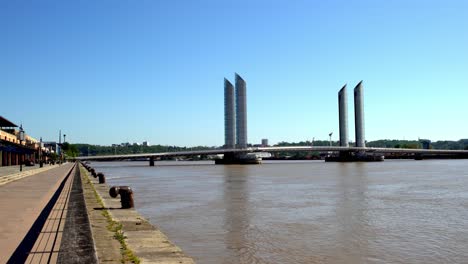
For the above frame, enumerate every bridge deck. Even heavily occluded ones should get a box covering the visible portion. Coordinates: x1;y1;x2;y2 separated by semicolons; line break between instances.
76;146;468;161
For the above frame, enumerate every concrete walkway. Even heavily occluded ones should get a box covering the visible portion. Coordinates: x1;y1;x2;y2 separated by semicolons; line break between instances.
0;164;60;186
0;163;74;263
0;163;58;177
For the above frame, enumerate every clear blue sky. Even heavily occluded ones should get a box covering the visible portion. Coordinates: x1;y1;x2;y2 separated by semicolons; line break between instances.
1;0;467;146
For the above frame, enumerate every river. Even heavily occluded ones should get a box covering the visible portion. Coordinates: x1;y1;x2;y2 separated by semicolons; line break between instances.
91;159;468;264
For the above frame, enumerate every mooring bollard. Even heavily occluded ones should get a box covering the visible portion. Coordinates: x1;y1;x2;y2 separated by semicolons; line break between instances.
97;172;106;184
109;186;134;209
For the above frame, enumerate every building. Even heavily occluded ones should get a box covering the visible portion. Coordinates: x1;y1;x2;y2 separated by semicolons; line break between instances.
261;139;269;147
43;142;60;155
142;141;149;147
420;139;431;149
0;116;38;166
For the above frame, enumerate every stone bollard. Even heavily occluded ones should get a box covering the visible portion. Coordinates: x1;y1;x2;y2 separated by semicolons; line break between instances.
97;172;106;184
109;186;134;209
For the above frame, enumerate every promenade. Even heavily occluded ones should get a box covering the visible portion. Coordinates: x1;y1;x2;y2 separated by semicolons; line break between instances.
0;162;195;263
0;164;44;177
0;163;75;263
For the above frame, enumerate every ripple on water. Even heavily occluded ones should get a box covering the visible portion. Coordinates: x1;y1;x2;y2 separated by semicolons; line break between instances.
92;160;468;264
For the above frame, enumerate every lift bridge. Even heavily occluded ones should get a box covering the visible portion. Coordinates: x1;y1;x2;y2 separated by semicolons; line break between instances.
76;77;468;164
75;146;468;165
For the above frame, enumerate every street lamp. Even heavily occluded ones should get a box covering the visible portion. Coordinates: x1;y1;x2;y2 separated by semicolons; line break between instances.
329;132;333;147
19;125;25;172
63;134;66;143
39;137;43;168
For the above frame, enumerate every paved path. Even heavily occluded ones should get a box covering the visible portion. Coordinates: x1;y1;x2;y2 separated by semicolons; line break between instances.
0;163;74;263
0;164;61;186
0;164;57;177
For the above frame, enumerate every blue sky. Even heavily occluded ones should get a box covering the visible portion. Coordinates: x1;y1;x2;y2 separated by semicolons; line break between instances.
1;0;467;146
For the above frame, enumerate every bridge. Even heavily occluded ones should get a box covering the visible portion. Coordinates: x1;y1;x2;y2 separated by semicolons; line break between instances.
75;146;468;163
76;75;467;164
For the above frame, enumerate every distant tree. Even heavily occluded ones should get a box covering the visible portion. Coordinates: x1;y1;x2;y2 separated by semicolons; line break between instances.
401;143;420;149
66;145;79;157
62;142;70;151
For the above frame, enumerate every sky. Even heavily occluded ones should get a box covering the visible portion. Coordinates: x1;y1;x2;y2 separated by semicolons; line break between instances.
1;0;467;146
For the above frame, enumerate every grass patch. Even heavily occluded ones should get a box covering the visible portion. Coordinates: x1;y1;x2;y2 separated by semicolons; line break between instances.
80;165;140;264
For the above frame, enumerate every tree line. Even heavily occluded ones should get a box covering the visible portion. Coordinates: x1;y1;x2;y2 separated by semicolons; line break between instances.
66;139;468;157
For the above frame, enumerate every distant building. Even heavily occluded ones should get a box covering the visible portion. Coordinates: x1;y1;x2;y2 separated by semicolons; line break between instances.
142;141;149;147
261;139;269;147
420;139;431;149
43;142;59;154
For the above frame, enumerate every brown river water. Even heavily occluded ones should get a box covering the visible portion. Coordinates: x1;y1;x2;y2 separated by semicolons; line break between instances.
92;160;468;264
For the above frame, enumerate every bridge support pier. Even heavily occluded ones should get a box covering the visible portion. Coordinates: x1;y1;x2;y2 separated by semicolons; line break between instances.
149;157;155;166
215;153;261;165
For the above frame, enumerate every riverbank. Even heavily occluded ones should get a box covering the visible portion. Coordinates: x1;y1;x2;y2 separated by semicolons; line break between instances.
79;163;195;263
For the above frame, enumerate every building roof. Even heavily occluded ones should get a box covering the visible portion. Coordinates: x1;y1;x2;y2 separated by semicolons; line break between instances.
0;116;18;127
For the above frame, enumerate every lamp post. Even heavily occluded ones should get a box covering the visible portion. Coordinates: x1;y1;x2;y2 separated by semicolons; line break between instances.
63;134;66;143
19;125;25;172
329;132;333;147
39;137;43;168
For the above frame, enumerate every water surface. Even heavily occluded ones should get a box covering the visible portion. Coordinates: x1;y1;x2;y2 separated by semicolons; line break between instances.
92;160;468;263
